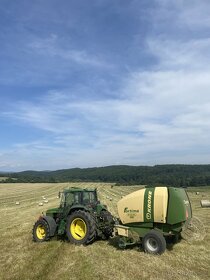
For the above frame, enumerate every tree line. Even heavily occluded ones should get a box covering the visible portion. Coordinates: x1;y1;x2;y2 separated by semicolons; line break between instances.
1;164;210;187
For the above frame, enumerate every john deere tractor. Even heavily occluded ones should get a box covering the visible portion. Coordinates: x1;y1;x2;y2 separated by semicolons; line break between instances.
33;187;115;244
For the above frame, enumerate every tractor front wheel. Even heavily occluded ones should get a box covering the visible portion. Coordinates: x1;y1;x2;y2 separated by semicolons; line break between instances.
32;219;50;242
142;230;166;255
66;210;96;245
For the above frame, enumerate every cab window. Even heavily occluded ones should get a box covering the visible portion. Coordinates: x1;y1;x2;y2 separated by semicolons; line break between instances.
82;192;96;204
74;192;80;204
89;192;97;203
65;192;74;205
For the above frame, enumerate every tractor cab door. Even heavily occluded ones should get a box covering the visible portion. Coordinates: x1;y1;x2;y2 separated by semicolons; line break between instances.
65;192;75;206
60;192;82;218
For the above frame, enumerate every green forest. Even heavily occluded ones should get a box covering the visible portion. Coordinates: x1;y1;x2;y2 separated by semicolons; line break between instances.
1;164;210;187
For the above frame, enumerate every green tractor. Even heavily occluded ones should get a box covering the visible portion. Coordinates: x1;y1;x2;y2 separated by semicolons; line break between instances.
33;187;115;244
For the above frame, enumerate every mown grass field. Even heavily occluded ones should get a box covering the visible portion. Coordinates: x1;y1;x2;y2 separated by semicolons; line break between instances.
0;183;209;280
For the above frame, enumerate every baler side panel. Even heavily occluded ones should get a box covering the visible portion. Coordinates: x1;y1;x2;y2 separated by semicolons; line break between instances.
167;188;189;225
117;189;145;224
154;187;168;223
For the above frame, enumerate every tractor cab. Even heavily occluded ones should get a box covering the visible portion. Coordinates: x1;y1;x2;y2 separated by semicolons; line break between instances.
59;188;99;208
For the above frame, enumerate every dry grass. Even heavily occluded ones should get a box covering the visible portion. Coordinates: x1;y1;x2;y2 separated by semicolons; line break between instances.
0;183;209;280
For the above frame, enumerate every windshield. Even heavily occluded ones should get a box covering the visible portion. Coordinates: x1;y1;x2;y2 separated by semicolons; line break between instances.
82;191;97;204
59;190;97;207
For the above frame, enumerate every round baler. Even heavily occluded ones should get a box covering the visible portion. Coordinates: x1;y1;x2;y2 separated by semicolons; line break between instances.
114;186;192;254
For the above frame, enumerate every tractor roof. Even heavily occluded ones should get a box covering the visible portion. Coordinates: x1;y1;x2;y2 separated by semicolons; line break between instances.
62;187;96;193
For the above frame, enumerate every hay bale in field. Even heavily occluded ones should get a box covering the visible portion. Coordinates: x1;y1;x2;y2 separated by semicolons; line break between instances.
110;198;113;201
196;192;199;195
200;200;210;208
15;201;20;205
44;200;48;203
106;196;109;199
39;202;43;206
56;196;59;199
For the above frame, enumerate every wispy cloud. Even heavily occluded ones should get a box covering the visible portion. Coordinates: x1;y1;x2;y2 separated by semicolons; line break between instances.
153;0;210;30
28;34;111;68
3;42;210;169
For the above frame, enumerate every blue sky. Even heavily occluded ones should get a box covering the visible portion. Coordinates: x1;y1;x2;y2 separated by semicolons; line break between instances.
1;0;210;171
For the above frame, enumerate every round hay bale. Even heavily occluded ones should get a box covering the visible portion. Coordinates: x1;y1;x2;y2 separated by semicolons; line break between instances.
15;201;20;205
196;192;199;195
56;196;59;199
44;200;48;203
110;198;113;201
200;200;210;208
39;202;43;206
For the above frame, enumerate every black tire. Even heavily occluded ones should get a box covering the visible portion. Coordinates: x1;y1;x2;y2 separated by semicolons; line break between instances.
142;230;166;255
66;210;96;245
32;219;50;242
100;210;115;239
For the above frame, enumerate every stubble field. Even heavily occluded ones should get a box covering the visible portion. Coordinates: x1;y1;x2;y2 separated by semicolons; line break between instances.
0;182;209;280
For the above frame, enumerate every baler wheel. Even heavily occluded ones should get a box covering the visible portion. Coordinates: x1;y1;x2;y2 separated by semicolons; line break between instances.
142;230;166;255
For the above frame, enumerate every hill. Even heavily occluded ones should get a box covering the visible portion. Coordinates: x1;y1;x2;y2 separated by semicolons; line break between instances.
2;164;210;187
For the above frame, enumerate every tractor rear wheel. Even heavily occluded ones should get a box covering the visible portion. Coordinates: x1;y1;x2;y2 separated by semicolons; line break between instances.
66;210;96;245
32;219;50;242
142;230;166;255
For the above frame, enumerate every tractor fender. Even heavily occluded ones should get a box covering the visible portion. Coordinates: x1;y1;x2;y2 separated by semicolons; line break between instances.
68;206;88;215
42;216;57;237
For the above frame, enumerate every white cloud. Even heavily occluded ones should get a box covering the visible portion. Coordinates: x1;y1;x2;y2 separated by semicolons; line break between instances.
153;0;210;30
147;38;210;71
178;0;210;29
28;34;111;68
3;49;210;170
